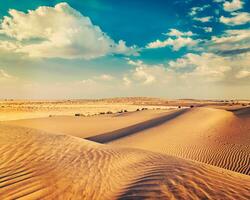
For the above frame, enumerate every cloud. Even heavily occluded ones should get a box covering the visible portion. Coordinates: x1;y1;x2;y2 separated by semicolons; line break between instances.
122;76;132;86
124;51;249;87
193;26;213;33
223;0;244;12
203;27;213;32
94;74;114;81
236;70;250;78
147;37;198;51
166;29;194;37
209;29;250;54
213;0;225;2
217;48;250;56
0;3;137;59
146;29;198;51
75;74;114;85
76;79;96;85
127;59;168;85
0;69;16;82
220;12;250;26
169;53;231;82
189;5;210;16
193;16;213;22
0;69;12;79
169;52;250;82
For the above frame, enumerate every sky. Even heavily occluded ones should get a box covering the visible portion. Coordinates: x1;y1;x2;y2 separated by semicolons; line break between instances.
0;0;249;99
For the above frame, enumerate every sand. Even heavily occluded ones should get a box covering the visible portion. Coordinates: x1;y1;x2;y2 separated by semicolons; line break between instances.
1;98;250;199
5;106;250;175
109;107;250;175
2;109;179;139
0;124;249;199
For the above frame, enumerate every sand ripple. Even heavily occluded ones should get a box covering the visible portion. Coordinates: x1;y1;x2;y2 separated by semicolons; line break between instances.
0;124;250;199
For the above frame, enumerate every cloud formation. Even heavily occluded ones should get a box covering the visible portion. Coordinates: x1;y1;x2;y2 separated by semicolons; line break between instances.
0;69;12;79
94;74;114;81
169;53;231;82
223;0;244;12
203;27;213;32
236;70;250;78
193;16;213;22
189;5;210;16
126;59;168;85
0;69;16;82
166;29;194;37
220;12;250;25
125;51;250;87
209;29;250;53
146;29;198;51
0;3;137;59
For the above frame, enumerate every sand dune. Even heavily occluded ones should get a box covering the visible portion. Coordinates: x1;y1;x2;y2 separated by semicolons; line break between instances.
2;109;178;139
0;124;249;199
108;107;250;175
4;107;250;175
1;99;250;199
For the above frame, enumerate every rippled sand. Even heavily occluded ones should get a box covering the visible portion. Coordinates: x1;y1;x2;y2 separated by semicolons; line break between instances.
0;125;249;199
1;99;250;199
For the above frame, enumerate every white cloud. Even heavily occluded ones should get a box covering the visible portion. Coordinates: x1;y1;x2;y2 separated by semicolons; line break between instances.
223;0;244;12
124;52;249;86
209;29;250;52
193;16;213;22
203;27;213;32
236;70;250;78
0;69;17;82
220;12;250;26
146;28;199;51
193;26;213;33
127;59;168;85
147;37;198;51
0;3;137;59
189;5;210;16
0;69;12;79
169;53;232;82
123;76;132;86
166;29;194;37
94;74;114;81
214;0;225;3
212;29;250;44
75;79;96;86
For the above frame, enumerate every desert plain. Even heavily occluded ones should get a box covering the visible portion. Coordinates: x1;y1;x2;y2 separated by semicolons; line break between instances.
0;97;250;199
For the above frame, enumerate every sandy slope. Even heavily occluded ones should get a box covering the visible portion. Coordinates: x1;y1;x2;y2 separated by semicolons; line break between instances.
0;124;249;200
108;107;250;175
4;107;250;175
2;109;180;139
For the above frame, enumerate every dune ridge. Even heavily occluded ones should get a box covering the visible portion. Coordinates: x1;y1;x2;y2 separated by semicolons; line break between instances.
108;107;250;175
4;107;250;175
0;124;250;199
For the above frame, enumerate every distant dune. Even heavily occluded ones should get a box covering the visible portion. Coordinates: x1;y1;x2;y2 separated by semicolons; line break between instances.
0;125;249;199
2;109;176;138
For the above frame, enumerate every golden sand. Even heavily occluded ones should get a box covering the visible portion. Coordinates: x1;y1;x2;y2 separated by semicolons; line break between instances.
0;99;250;199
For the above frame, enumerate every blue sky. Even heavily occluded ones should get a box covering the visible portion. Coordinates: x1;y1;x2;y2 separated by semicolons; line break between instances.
0;0;249;99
